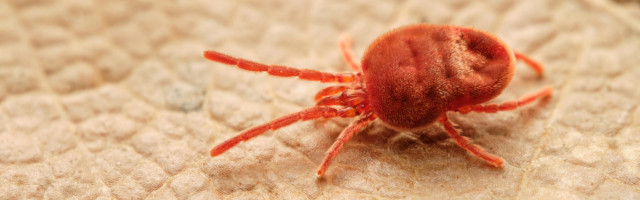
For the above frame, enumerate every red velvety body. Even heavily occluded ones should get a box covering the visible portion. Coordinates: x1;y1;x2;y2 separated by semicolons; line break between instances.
362;24;515;130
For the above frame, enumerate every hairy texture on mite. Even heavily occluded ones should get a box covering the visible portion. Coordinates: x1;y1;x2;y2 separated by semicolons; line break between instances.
204;23;550;176
362;25;515;130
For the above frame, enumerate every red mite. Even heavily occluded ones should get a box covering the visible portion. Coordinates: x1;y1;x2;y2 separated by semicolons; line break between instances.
204;24;552;177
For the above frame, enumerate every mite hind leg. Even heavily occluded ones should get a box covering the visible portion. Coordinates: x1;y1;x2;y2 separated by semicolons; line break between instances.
514;51;544;75
439;115;504;167
457;86;552;113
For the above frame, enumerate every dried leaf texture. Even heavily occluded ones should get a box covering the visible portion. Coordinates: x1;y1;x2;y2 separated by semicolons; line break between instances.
0;0;639;199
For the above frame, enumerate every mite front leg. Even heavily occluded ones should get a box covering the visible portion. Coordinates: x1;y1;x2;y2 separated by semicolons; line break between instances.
314;85;349;101
316;112;376;177
315;90;366;107
203;51;356;83
339;34;361;72
438;115;504;167
457;86;552;113
210;106;358;157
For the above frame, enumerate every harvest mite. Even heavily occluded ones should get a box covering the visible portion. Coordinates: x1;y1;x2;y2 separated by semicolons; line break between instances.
204;24;552;177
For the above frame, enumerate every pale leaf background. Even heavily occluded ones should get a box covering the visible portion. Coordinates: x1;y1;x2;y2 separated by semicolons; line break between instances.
0;0;639;199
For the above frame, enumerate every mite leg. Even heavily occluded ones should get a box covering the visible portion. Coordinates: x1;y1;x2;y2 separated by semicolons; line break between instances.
339;34;361;72
204;51;356;83
439;115;504;167
314;85;349;101
316;95;365;108
210;106;358;157
457;86;552;113
316;113;376;177
514;51;544;75
316;90;365;107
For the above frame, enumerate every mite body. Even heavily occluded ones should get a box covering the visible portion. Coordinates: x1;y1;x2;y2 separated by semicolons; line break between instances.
205;24;552;177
